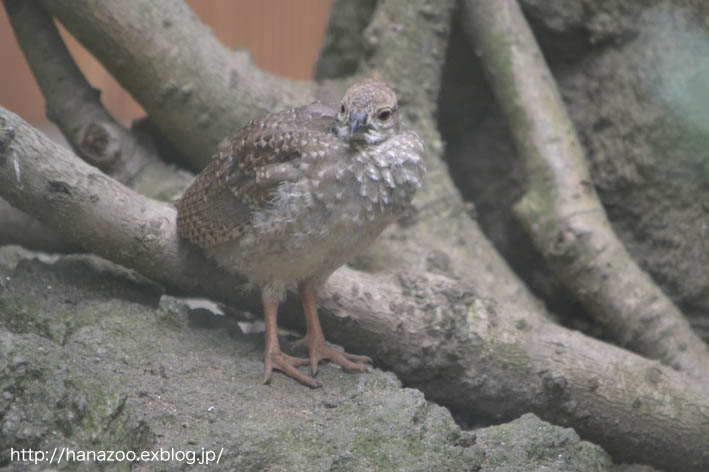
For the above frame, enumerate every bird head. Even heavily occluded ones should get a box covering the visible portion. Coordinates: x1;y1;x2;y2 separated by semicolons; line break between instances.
335;79;400;145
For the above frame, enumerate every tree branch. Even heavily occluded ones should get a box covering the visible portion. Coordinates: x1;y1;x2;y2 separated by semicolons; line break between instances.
0;0;193;249
5;0;185;191
2;0;541;333
1;105;708;472
34;0;523;315
0;199;76;251
38;0;320;170
314;0;552;322
463;0;709;380
315;0;378;79
0;107;243;301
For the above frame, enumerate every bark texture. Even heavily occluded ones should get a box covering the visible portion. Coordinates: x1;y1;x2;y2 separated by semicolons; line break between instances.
6;0;182;189
463;0;709;380
0;0;193;249
0;199;76;252
39;0;316;170
443;0;709;344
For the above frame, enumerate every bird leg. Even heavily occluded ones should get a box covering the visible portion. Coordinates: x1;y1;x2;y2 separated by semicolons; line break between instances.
262;294;320;388
294;280;372;376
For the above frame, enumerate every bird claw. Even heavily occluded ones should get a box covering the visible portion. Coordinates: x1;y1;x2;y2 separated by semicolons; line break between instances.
293;336;372;376
264;351;321;388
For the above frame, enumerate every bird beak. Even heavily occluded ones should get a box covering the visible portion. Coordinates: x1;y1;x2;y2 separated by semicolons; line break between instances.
349;111;369;135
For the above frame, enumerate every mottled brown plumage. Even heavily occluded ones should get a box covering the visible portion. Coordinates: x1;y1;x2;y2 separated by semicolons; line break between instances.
177;79;425;387
177;102;339;246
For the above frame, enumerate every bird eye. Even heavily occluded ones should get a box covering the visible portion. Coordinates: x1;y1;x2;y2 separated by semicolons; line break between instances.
340;103;346;114
377;109;392;121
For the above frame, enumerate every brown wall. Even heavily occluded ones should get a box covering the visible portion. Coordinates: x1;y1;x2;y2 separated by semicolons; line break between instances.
0;1;332;126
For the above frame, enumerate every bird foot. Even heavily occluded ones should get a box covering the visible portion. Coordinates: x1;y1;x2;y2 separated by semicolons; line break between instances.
293;335;372;376
264;350;321;389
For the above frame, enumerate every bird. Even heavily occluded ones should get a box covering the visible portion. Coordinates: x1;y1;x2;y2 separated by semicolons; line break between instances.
176;79;425;387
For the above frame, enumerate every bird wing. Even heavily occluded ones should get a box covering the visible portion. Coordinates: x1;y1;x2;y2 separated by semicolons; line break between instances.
177;102;339;248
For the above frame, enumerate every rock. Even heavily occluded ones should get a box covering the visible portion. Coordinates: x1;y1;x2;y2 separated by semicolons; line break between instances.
0;248;612;471
475;413;613;471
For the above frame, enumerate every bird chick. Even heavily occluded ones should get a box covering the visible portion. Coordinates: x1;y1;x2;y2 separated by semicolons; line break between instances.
177;79;425;387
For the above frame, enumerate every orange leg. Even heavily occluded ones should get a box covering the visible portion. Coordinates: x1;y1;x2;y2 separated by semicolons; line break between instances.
294;280;372;376
262;293;320;388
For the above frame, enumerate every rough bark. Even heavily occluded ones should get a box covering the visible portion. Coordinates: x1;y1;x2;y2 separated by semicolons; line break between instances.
5;0;187;192
332;0;550;319
38;0;317;170
443;0;709;344
315;0;378;79
0;109;244;302
463;0;709;381
1;106;708;472
0;199;76;252
0;0;193;249
550;0;709;342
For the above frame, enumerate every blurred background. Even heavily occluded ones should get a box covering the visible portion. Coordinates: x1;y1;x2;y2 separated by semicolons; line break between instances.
0;0;333;128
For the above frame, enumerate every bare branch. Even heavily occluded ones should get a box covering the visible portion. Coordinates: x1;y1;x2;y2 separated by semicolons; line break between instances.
315;0;378;79
36;0;537;321
38;0;319;169
0;0;193;249
0;199;76;251
314;0;549;319
5;0;179;188
0;107;243;301
33;0;499;306
463;0;709;380
1;106;708;472
7;0;541;334
22;0;542;326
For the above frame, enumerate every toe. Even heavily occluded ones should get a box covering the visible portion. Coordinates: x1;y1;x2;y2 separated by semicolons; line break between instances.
343;352;373;364
291;337;308;350
267;352;321;388
287;354;311;368
263;356;274;384
312;344;372;373
310;352;320;376
327;348;369;372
